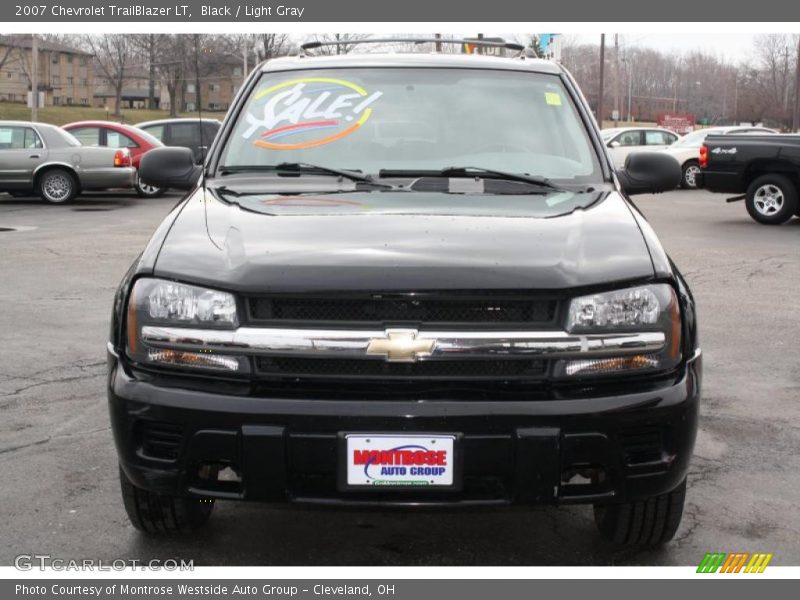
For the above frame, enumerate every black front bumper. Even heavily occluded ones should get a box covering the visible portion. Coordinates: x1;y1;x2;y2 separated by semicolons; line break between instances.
109;351;701;508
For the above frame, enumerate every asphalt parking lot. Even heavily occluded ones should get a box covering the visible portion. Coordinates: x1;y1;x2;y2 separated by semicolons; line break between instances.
0;189;798;566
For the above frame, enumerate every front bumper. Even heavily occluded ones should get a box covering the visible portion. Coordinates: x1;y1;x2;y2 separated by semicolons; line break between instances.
109;350;700;508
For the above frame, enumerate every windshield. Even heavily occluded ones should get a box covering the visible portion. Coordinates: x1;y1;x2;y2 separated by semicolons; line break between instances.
600;129;620;141
671;128;724;148
56;128;82;147
132;127;164;147
220;68;602;183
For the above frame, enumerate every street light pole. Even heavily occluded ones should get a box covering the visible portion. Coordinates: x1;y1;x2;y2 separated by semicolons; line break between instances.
623;58;633;122
31;35;38;122
598;34;605;126
793;37;800;132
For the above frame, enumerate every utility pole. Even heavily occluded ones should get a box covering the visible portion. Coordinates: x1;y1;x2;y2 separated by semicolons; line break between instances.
242;38;249;85
147;34;156;110
613;34;620;127
793;36;800;132
31;35;38;122
598;34;605;126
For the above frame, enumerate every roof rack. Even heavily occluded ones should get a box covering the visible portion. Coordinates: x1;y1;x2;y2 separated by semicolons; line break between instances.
300;37;526;54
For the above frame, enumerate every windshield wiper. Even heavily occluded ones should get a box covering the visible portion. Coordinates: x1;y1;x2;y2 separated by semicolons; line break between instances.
219;162;393;189
379;166;566;191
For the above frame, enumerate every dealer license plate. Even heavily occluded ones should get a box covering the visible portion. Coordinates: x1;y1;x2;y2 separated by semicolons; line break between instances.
344;434;456;487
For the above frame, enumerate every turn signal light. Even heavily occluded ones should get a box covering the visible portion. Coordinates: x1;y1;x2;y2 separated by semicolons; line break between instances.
699;144;708;168
147;349;240;371
564;354;659;376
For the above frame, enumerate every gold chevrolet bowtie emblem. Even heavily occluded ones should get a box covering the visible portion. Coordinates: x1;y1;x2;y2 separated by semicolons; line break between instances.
366;329;436;362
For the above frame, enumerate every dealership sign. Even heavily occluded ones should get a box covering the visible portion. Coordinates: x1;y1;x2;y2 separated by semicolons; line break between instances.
657;112;696;135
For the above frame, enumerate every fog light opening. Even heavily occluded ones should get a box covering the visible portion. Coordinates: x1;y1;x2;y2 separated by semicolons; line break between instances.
197;462;241;483
562;466;606;486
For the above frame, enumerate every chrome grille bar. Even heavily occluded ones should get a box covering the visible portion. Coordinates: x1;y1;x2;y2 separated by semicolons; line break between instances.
141;326;665;361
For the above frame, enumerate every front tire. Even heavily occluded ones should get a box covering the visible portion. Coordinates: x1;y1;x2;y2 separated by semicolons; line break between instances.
593;478;686;547
134;173;165;198
681;161;701;189
119;466;214;534
745;174;798;225
37;168;77;203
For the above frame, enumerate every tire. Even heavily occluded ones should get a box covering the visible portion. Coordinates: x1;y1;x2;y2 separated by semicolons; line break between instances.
593;478;686;547
134;173;165;198
119;466;214;534
37;168;77;204
680;161;701;189
745;174;798;225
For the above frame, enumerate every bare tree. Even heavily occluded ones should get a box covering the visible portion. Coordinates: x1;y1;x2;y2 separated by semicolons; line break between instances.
156;35;189;117
84;34;130;116
253;34;291;61
307;34;370;55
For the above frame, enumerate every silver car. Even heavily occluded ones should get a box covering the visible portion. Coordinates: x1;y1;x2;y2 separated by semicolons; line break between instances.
0;120;136;203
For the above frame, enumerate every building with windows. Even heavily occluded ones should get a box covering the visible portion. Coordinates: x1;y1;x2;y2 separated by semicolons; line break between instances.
0;35;94;107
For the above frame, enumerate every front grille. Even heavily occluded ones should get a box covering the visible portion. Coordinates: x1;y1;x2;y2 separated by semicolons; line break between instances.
248;294;557;326
256;357;547;380
136;420;183;461
619;426;664;466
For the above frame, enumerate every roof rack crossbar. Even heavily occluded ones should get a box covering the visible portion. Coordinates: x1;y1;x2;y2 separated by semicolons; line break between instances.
300;37;525;53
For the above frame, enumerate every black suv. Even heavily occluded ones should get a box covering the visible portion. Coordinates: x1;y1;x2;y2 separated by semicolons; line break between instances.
111;41;699;547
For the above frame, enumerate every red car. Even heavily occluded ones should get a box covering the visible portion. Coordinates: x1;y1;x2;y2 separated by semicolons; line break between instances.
63;121;166;197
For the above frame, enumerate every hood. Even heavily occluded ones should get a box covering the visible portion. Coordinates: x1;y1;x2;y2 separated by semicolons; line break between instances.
152;189;655;293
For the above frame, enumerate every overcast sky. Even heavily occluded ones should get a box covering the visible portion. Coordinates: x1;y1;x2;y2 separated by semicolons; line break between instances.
568;33;760;64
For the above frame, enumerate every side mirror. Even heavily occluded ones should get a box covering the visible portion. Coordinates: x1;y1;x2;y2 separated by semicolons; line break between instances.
609;140;621;148
616;152;681;196
139;147;202;191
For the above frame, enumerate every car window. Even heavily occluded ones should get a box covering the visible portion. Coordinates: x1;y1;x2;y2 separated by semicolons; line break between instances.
615;131;642;146
202;122;220;145
221;68;602;183
106;129;139;149
69;127;101;146
170;123;200;148
142;124;165;141
645;130;675;145
0;126;43;149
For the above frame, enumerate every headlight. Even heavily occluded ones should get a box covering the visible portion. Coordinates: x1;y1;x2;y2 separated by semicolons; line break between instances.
557;283;682;378
125;278;248;374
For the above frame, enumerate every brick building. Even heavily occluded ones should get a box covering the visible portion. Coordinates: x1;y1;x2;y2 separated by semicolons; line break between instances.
0;36;94;107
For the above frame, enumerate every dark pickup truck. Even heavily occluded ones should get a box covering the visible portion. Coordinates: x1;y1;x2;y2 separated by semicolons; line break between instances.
700;134;800;224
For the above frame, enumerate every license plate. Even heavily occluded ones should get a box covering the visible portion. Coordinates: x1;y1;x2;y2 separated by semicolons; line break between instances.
344;434;456;487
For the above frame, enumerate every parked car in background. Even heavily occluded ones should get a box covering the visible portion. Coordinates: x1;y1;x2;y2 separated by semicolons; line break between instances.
134;118;222;164
601;127;679;166
63;121;166;197
699;133;800;224
0;120;134;203
658;126;777;189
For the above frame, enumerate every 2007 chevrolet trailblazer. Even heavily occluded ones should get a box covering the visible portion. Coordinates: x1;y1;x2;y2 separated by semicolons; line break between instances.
108;39;700;547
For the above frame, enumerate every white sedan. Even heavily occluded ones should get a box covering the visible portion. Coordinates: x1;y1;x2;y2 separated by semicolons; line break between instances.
657;126;776;189
601;127;679;166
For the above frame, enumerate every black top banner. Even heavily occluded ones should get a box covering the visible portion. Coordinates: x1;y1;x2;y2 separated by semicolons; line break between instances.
3;0;800;22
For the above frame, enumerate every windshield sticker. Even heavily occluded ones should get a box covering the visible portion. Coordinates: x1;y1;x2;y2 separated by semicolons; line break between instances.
544;92;562;106
242;77;383;150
